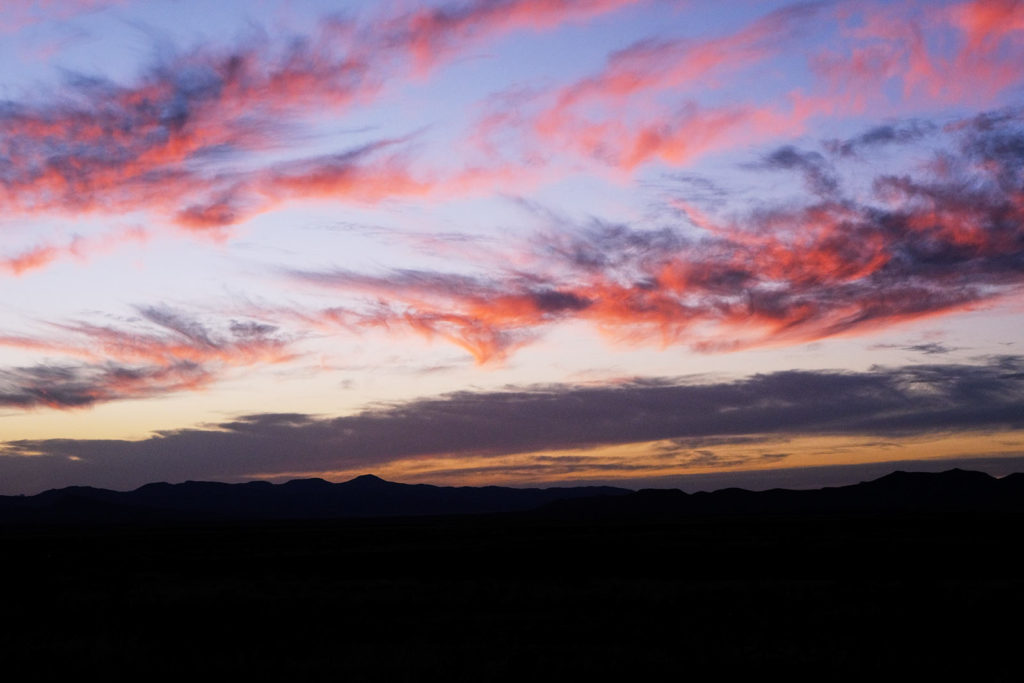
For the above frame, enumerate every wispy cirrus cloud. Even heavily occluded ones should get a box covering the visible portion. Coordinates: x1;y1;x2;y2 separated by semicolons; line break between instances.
5;0;1019;246
1;0;122;33
0;226;148;276
0;29;391;232
800;0;1024;117
381;0;641;73
0;305;295;409
53;305;295;369
0;0;642;236
474;2;821;171
475;0;1024;173
0;361;211;409
287;267;594;362
285;108;1024;362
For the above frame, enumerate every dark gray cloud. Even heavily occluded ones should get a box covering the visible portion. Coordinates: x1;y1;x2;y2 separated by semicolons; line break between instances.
652;445;791;469
537;219;690;277
2;357;1022;493
760;145;839;195
654;173;732;208
872;342;959;355
0;361;210;409
824;119;938;157
0;305;294;409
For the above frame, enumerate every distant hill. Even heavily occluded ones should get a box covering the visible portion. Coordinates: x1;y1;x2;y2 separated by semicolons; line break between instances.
540;468;1024;518
0;474;631;524
1;469;1022;524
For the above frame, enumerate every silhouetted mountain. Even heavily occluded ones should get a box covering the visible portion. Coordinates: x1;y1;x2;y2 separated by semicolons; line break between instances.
0;475;631;523
2;468;1022;525
540;468;1024;519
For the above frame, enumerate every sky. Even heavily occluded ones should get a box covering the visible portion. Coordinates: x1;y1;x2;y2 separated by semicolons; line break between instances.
1;0;1023;495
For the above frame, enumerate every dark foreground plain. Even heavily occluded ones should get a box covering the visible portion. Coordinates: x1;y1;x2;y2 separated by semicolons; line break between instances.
2;470;1022;680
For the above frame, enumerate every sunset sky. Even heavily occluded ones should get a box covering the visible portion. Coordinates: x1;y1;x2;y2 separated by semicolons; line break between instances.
1;0;1023;495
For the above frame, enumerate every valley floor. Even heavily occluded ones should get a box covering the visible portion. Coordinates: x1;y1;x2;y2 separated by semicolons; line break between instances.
2;512;1020;680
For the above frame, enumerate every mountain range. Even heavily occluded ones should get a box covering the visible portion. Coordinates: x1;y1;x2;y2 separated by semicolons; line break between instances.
1;468;1022;524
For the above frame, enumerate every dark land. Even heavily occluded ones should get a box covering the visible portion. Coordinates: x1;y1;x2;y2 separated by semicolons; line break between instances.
2;469;1021;680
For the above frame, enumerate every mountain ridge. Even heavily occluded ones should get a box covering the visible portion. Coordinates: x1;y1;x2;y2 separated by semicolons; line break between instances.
0;473;632;523
542;467;1024;518
1;468;1022;524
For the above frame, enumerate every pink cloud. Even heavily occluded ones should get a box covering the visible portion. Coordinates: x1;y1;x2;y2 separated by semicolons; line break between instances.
509;3;822;169
382;0;641;73
0;306;297;409
1;0;121;33
1;1;641;235
1;227;148;277
287;109;1024;362
472;0;1024;174
812;0;1024;109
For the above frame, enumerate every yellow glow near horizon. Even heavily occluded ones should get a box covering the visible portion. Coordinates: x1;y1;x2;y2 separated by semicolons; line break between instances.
237;430;1024;488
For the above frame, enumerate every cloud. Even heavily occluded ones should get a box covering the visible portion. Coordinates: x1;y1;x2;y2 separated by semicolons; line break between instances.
651;441;791;469
759;145;839;196
808;0;1024;110
0;0;641;235
284;108;1024;362
599;455;1024;493
539;2;821;117
380;0;641;73
824;120;938;157
1;226;148;276
0;53;411;232
0;305;295;409
285;265;598;362
60;305;295;367
5;0;1020;245
472;0;1024;173
0;361;211;409
1;0;121;33
474;3;823;170
2;356;1022;492
871;342;960;355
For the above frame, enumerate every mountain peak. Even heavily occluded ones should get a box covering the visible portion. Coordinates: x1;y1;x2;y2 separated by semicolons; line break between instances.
346;474;390;486
281;477;332;488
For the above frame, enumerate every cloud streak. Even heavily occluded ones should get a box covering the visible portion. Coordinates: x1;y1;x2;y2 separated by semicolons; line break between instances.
1;0;121;33
3;356;1021;492
474;3;821;170
475;0;1024;173
381;0;641;73
0;226;148;276
0;361;211;409
0;305;295;409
